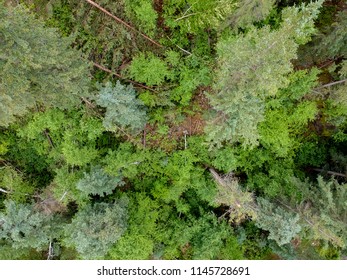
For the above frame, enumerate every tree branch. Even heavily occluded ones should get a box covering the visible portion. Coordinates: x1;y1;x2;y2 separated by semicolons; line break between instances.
316;78;347;89
0;187;9;194
85;0;162;48
310;168;346;178
92;62;156;92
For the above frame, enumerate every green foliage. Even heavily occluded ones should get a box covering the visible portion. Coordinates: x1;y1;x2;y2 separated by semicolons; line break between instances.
237;222;272;260
211;169;257;224
256;197;301;246
159;212;242;260
0;166;35;203
163;0;236;36
294;176;347;248
0;2;91;126
103;142;146;179
0;200;58;250
97;81;147;135
123;0;157;36
76;166;124;197
108;234;154;260
64;199;128;259
128;52;172;86
52;166;84;205
314;9;347;60
295;141;328;167
227;0;276;29
108;193;159;259
46;0;75;36
0;0;346;261
206;1;323;147
170;55;212;105
18;109;104;167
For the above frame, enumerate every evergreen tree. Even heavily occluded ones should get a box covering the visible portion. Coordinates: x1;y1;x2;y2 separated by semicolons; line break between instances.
76;166;124;197
211;169;257;224
293;176;347;248
96;82;147;135
0;2;91;126
0;200;58;250
64;199;128;259
226;0;276;29
256;197;301;246
206;1;323;147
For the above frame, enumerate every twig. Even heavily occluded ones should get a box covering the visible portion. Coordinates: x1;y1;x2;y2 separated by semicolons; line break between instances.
85;0;162;48
47;241;54;260
92;62;156;92
175;13;198;21
183;130;188;149
43;129;55;148
81;97;96;108
316;78;347;89
166;36;192;56
59;191;68;202
143;126;147;148
310;168;346;178
175;44;192;56
0;187;9;194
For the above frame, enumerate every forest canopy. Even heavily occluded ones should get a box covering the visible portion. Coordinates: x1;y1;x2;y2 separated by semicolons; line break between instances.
0;0;346;260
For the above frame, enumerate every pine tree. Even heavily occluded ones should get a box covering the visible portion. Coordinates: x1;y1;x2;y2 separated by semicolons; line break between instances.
293;176;347;248
0;2;90;126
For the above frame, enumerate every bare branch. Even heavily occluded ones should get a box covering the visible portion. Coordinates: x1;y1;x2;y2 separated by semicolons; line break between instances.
310;168;346;178
175;13;198;22
85;0;162;48
59;191;68;202
47;241;54;260
316;78;347;89
92;62;156;92
0;187;9;194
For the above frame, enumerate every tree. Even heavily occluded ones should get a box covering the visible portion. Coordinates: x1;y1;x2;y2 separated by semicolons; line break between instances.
0;200;58;250
0;166;35;203
63;199;128;259
226;0;276;29
96;81;147;135
292;176;347;248
211;169;257;224
17;108;104;167
313;9;347;61
206;1;323;147
256;197;301;246
0;2;91;126
76;165;124;197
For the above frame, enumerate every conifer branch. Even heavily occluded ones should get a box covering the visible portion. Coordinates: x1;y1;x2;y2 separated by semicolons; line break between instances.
85;0;163;48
